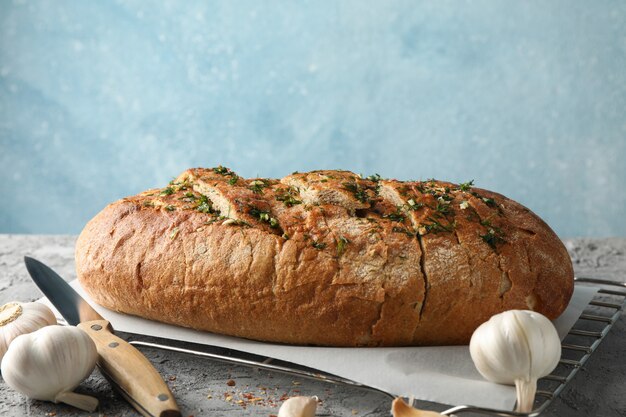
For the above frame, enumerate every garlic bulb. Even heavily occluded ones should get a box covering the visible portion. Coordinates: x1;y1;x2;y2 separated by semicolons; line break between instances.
278;396;318;417
469;310;561;413
391;397;444;416
0;301;56;361
1;325;99;412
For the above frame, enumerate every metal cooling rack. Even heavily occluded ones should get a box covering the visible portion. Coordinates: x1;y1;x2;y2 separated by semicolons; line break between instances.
60;277;625;416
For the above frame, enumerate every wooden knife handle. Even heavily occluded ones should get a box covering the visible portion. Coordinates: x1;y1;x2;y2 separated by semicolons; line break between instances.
78;319;181;417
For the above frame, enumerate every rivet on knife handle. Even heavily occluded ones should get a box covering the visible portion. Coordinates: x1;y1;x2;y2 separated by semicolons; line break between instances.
77;319;181;417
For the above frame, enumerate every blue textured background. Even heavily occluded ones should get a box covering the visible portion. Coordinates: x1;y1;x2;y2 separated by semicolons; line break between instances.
1;1;625;237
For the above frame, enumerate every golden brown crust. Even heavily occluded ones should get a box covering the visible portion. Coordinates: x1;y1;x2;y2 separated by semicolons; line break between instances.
75;169;574;346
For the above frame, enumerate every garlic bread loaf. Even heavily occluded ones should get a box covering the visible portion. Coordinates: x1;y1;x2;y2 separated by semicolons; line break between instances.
75;168;574;346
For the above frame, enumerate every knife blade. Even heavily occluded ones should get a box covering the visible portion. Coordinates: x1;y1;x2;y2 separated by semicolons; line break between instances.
24;256;181;417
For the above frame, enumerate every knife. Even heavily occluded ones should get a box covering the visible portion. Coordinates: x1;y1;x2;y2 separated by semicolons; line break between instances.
24;256;181;417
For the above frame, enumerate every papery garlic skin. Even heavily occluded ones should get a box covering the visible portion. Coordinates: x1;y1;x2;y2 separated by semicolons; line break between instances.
278;396;318;417
1;325;98;411
0;301;57;362
469;310;561;412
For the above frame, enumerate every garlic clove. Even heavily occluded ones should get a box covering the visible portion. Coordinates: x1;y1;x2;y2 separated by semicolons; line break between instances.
469;310;561;413
514;310;561;378
278;396;318;417
391;398;444;417
1;325;99;412
0;301;57;362
55;391;99;412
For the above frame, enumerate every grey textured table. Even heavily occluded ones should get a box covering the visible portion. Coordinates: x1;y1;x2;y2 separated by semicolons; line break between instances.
0;235;624;417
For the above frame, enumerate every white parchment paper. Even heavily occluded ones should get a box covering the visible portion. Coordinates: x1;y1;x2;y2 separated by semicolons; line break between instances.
42;282;597;410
